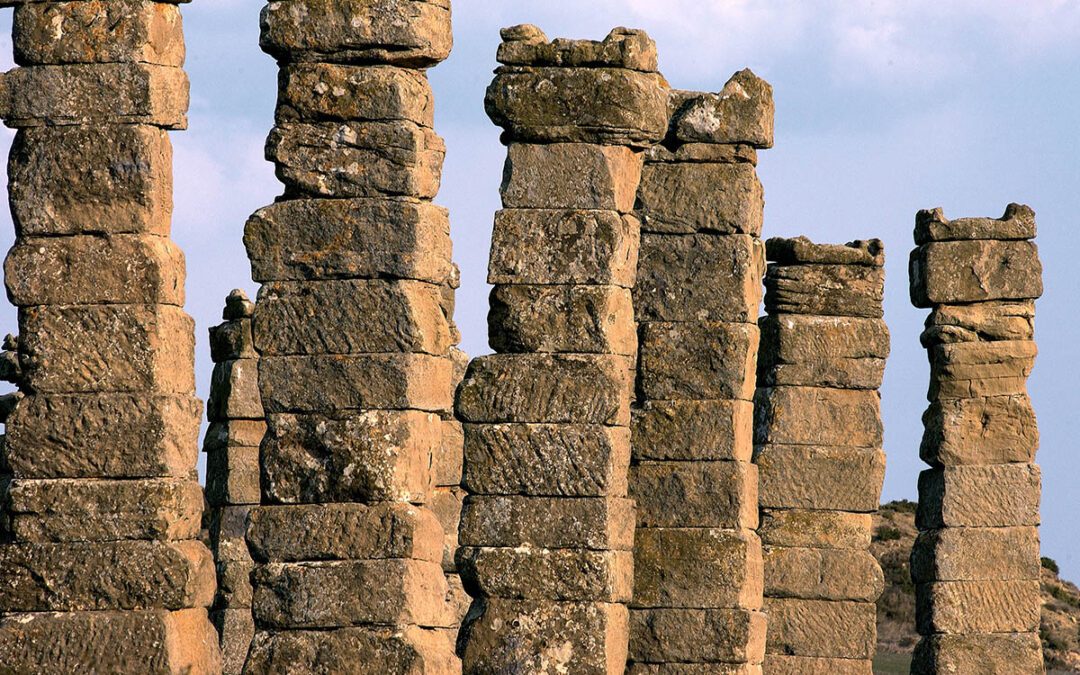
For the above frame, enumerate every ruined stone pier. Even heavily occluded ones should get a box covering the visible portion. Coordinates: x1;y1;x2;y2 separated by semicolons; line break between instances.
908;205;1044;674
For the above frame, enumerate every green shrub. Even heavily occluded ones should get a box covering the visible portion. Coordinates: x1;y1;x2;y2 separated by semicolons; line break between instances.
875;525;903;541
1042;556;1060;574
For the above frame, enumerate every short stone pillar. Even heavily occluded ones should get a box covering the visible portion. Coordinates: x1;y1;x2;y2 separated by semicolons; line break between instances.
455;25;668;673
0;1;221;670
755;237;888;674
627;72;773;672
908;205;1044;674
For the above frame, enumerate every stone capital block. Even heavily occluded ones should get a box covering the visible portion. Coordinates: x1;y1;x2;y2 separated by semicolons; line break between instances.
207;359;262;422
458;495;635;551
260;410;440;505
245;197;452;284
917;464;1041;529
205;446;260;506
914;203;1036;245
462;423;630;497
456;547;633;602
488;284;636;356
202;419;266;453
921;301;1035;346
635;233;764;323
753;387;882;448
928;339;1036;400
630;460;758;529
910;239;1042;307
629;607;766;665
244;625;458;675
762;598;876;659
668;70;774;147
764;263;885;318
758;509;871;550
763;546;883;602
9;125;172;237
500;143;643;212
632;528;763;610
758;315;889;390
266;121;444;199
631;399;754;463
638;321;758;401
209;319;256;362
276;63;434;126
911;526;1040;582
920;394;1038;466
766;237;884;268
259;0;452;67
0;63;189;128
497;25;658;72
911;633;1044;675
915;580;1041;634
636;161;764;236
755;445;885;512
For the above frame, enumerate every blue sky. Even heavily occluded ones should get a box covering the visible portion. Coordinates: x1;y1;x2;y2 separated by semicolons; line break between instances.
1;1;1079;576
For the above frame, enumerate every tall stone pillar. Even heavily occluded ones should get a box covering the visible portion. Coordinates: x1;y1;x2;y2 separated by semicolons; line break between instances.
455;25;668;673
241;0;461;671
754;237;888;674
627;72;773;673
908;205;1044;674
0;1;221;671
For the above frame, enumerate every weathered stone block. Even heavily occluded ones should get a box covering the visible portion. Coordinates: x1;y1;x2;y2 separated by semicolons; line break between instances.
763;598;875;659
266;121;444;199
911;633;1044;675
430;487;461;571
928;340;1036;399
630;460;757;529
921;301;1035;346
632;528;763;609
6;478;202;542
457;547;633;602
458;495;634;550
914;203;1036;245
260;410;439;504
754;387;882;448
205;446;260;506
629;607;766;665
0;63;188;128
207;505;253;565
251;559;447;629
632;399;754;462
916;464;1041;528
276;63;433;126
463;423;629;497
911;526;1039;582
755;445;885;512
910;240;1042;307
211;608;254;675
764;263;884;318
758;509;871;549
645;142;758;166
920;394;1038;466
433;419;463;487
247;625;457;674
636;161;763;236
5;393;200;478
915;580;1040;633
455;354;632;425
669;70;773;147
499;143;643;211
259;0;453;67
442;572;470;630
497;25;657;72
214;560;254;609
245;197;452;284
766;237;883;267
202;419;266;454
638;322;758;401
488;285;636;356
762;655;870;675
209;319;256;362
763;547;883;602
758;315;889;389
206;359;262;422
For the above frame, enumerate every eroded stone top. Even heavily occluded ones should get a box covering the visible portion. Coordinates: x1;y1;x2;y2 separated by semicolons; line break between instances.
914;203;1036;245
668;69;774;149
496;24;658;72
767;236;884;267
223;289;254;320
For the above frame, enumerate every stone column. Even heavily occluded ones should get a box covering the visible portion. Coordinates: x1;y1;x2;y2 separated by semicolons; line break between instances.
454;25;668;673
241;0;461;671
908;205;1044;674
627;71;773;673
0;1;221;671
754;237;888;674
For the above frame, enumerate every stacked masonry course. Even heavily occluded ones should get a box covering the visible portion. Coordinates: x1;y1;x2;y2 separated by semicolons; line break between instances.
908;205;1045;674
204;290;263;674
755;238;888;674
627;73;774;674
241;0;463;671
454;25;668;673
0;0;223;671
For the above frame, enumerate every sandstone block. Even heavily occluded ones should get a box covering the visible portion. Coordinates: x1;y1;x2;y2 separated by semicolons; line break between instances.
758;509;871;549
0;63;188;128
455;354;632;425
244;197;452;284
763;598;875;659
645;142;758;165
458;495;634;550
764;263;884;318
246;625;457;674
211;608;255;675
910;240;1042;307
636;161;763;236
457;547;633;602
433;419;463;487
259;0;452;67
914;203;1036;245
499;143;643;212
766;237;884;267
276;63;433;126
638;322;758;401
915;580;1040;633
430;487;462;571
763;547;883;602
497;25;658;72
489;284;636;356
669;70;774;147
758;315;889;389
761;655;870;675
629;607;766;665
205;446;260;506
916;464;1041;528
207;359;262;422
921;301;1035;345
754;387;882;448
209;319;256;362
202;419;266;454
928;340;1036;400
632;399;754;462
911;633;1044;675
630;460;757;529
462;423;630;497
920;394;1038;466
755;445;885;512
911;526;1039;582
632;528;763;609
266;121;444;199
442;572;470;629
207;505;253;565
214;560;254;609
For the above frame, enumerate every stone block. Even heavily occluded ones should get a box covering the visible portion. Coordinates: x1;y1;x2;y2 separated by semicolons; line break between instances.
266;121;444;199
911;526;1039;582
19;304;195;394
209;319;257;362
910;240;1042;307
763;598;875;659
6;477;202;542
499;143;643;211
761;655;870;675
915;580;1041;633
458;495;634;550
205;446;260;506
244;197;452;284
8;125;173;237
457;547;633;602
629;607;766;665
758;315;889;390
645;142;758;166
758;509;871;549
433;419;463;487
260;410;439;504
462;423;630;497
251;559;448;629
442;572;470;629
0;608;222;675
920;394;1038;466
914;203;1037;245
430;487;461;571
766;237;884;267
634;233;764;323
0;540;214;611
764;263;884;318
13;0;185;66
214;560;254;609
763;547;883;602
755;445;885;512
636;161;763;236
487;65;669;146
638;322;758;401
5;393;200;478
459;598;628;675
206;359;262;422
632;399;754;462
211;608;255;675
632;528;763;609
497;25;658;72
630;460;757;529
928;340;1036;400
488;285;635;356
246;625;457;674
669;70;774;147
259;0;452;67
207;505;253;565
921;301;1035;345
455;354;632;425
276;63;433;126
916;464;1041;528
0;63;188;128
258;353;452;415
246;502;442;564
202;419;266;454
911;633;1044;675
753;387;882;448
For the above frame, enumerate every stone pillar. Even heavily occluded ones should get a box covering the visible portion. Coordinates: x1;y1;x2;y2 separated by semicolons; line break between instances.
204;290;263;674
755;237;888;674
241;0;461;671
627;71;773;673
455;25;668;673
908;205;1044;674
0;1;221;671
